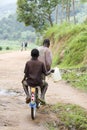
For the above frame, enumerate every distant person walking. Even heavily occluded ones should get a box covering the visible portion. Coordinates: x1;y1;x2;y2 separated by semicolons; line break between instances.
21;42;25;51
24;42;28;50
21;42;28;51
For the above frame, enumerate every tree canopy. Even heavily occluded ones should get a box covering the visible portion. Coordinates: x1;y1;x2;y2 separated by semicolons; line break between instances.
17;0;87;32
17;0;60;32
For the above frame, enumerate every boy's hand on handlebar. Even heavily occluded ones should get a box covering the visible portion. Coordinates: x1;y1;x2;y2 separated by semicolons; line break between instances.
51;69;55;73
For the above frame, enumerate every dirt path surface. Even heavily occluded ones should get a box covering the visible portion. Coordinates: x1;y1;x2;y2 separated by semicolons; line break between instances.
0;51;87;130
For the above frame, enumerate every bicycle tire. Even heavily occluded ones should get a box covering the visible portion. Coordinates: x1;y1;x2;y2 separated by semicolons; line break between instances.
31;107;36;120
36;88;40;108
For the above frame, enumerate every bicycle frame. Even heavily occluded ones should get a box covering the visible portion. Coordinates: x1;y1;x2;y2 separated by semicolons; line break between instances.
29;87;36;109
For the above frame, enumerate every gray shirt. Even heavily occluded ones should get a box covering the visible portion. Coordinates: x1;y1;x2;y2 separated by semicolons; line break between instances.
38;46;52;71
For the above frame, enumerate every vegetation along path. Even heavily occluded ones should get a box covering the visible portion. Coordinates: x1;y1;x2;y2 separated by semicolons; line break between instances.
0;51;87;130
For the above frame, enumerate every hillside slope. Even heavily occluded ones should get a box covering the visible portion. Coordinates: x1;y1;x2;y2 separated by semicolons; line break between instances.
44;23;87;91
45;23;87;68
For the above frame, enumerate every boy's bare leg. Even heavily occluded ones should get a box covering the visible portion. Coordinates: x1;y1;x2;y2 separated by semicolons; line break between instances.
23;85;30;97
22;81;31;103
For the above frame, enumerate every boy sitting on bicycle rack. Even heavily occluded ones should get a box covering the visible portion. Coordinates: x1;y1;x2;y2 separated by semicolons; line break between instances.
22;49;54;104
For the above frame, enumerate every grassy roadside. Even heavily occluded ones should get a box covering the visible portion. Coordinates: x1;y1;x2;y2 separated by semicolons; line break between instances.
45;23;87;68
44;22;87;91
42;103;87;130
42;23;87;129
62;71;87;91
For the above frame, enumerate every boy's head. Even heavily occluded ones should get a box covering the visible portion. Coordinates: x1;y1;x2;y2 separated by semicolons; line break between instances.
43;39;50;47
31;49;39;58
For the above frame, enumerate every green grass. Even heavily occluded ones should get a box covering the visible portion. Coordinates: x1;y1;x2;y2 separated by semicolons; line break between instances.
60;30;87;67
62;72;87;91
0;40;38;53
45;22;87;92
45;22;87;68
0;40;20;52
46;103;87;130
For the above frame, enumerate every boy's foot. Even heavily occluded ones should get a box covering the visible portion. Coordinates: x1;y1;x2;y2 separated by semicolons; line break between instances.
38;98;46;105
26;97;31;104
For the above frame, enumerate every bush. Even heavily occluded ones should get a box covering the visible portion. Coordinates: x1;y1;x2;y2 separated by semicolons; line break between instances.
6;46;10;50
0;46;3;51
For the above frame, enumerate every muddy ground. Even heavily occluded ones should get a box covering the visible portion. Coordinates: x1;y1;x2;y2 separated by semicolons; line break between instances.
0;51;87;130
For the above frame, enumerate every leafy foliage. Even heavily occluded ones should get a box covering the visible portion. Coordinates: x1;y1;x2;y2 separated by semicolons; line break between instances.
16;0;60;32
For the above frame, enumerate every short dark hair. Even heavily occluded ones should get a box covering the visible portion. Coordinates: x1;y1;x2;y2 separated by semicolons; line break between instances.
43;39;50;47
31;49;39;57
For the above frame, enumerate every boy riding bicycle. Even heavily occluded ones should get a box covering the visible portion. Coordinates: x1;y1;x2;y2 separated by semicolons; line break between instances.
22;49;53;104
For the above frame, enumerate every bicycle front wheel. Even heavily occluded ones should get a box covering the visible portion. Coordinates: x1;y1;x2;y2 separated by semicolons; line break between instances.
31;107;36;120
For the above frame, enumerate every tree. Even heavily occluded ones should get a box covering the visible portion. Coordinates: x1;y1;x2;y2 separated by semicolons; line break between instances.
16;0;60;32
72;0;76;24
55;5;58;24
56;0;71;23
65;0;71;23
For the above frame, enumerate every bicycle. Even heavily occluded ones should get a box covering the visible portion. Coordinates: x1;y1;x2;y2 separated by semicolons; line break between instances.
29;86;41;120
28;69;54;120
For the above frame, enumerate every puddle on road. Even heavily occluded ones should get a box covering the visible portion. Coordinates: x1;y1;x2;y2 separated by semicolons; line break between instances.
0;89;22;96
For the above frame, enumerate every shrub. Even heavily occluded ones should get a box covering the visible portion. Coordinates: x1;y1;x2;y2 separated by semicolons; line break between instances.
0;46;3;51
6;47;10;50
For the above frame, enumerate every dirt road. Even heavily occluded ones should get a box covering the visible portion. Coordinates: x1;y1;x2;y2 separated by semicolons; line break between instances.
0;51;87;130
